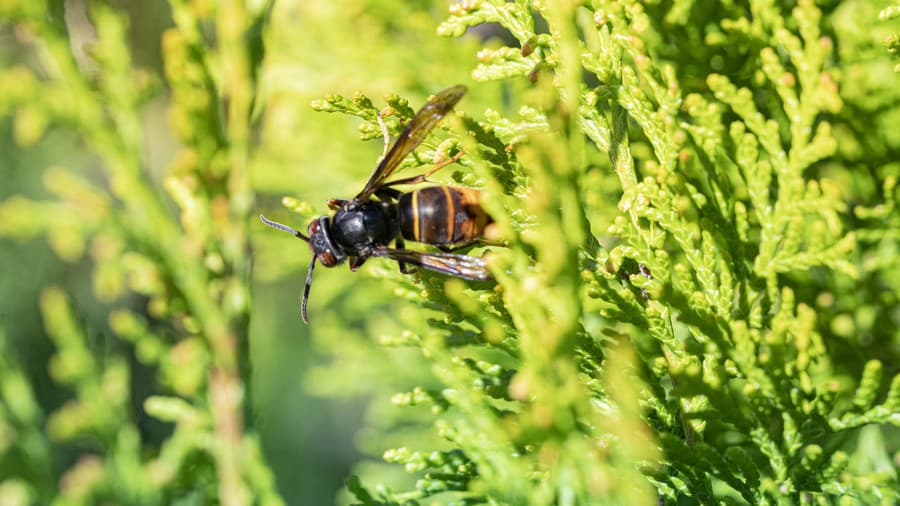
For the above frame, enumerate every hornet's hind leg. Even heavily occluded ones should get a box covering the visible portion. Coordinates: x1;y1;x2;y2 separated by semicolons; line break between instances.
382;150;465;188
437;237;507;253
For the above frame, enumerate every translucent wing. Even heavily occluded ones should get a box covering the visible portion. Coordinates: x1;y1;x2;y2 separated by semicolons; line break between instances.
372;247;491;281
355;85;467;202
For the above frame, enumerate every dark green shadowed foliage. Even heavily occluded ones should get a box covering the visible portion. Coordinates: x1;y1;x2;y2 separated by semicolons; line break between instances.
0;1;898;506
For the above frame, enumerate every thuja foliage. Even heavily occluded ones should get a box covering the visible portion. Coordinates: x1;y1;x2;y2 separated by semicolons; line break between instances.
299;1;900;505
0;1;898;506
884;4;900;71
0;1;282;504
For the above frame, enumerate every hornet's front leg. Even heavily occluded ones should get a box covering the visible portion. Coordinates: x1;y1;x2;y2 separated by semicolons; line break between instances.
349;256;368;271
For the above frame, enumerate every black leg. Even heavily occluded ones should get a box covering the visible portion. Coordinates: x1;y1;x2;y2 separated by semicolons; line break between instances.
395;237;411;274
374;188;403;201
349;256;368;271
437;238;503;253
382;150;464;188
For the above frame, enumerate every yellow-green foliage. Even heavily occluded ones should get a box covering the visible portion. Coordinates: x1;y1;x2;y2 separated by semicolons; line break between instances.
0;1;898;505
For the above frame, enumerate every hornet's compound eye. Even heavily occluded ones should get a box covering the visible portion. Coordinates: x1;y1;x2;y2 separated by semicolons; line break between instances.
307;217;339;267
317;250;337;267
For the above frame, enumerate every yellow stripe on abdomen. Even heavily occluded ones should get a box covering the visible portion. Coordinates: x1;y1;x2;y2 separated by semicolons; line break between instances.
411;189;420;241
441;185;455;242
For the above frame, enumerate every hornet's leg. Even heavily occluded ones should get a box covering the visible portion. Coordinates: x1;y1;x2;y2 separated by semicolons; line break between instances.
328;198;350;210
395;237;411;274
382;150;465;187
349;256;368;271
437;240;478;253
374;187;403;202
437;238;507;253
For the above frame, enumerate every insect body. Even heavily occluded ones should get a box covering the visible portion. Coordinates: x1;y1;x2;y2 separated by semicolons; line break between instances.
260;85;492;323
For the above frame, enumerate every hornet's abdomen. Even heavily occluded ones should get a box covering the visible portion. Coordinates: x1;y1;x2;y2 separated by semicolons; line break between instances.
398;186;491;246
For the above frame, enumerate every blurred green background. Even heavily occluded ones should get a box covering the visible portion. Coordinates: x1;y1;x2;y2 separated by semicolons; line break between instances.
0;1;489;503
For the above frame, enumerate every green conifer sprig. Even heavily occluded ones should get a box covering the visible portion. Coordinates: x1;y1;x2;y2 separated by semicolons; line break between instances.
338;1;900;503
882;4;900;71
0;2;282;504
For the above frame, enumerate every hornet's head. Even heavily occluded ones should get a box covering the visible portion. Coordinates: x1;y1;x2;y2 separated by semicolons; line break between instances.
304;216;347;267
259;214;347;323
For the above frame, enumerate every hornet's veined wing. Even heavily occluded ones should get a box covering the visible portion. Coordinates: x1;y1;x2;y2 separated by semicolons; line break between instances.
355;85;467;203
371;247;491;281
